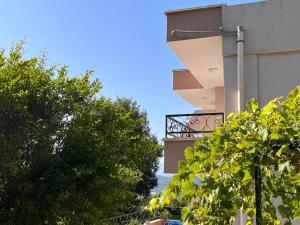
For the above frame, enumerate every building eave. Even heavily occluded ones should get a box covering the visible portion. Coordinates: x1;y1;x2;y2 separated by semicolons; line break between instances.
164;4;227;15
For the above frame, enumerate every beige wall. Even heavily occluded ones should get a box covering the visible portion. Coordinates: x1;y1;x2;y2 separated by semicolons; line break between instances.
258;51;300;106
222;1;300;224
164;138;196;173
215;86;225;112
223;0;300;114
223;0;300;56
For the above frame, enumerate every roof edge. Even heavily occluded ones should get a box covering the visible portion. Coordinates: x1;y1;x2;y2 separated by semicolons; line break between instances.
164;4;227;15
172;69;188;72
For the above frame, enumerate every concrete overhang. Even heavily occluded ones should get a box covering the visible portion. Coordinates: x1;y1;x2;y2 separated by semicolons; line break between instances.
169;37;224;88
166;5;225;89
173;70;223;109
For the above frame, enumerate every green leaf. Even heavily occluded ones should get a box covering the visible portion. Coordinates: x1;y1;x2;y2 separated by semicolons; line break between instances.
274;220;281;225
276;144;288;157
236;143;244;150
248;148;256;154
258;126;268;141
236;140;251;149
278;161;291;173
181;207;190;221
170;175;181;186
181;180;195;197
289;173;300;186
227;112;235;119
270;133;281;141
261;98;279;116
247;99;259;111
294;212;300;220
185;147;194;161
190;162;201;174
242;169;252;183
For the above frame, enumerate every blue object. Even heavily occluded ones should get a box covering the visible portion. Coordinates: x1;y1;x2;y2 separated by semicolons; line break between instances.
165;222;182;225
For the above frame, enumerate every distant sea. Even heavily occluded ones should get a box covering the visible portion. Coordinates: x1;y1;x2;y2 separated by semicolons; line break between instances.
152;175;173;194
152;173;202;195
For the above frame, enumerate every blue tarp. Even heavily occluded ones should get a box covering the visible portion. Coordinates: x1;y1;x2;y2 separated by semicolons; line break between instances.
165;222;182;225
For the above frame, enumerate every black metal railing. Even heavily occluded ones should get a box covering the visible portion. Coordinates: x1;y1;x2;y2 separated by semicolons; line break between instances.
165;112;224;138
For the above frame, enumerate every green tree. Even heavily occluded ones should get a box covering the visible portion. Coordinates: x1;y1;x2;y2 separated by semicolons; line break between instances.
0;43;162;225
149;86;300;225
114;98;162;197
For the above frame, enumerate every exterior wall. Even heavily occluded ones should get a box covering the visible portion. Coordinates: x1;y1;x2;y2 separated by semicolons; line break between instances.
223;0;300;55
164;138;196;173
164;1;299;223
166;5;223;42
223;55;259;113
215;86;225;112
222;0;300;114
222;1;300;224
258;51;300;106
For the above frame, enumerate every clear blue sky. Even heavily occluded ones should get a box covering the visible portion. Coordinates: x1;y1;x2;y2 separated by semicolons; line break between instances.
0;0;259;139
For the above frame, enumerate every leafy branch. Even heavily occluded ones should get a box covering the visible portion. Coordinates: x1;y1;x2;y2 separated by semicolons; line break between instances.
149;86;300;225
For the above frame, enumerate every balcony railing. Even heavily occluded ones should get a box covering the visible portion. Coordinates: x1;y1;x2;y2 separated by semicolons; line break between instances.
165;112;224;138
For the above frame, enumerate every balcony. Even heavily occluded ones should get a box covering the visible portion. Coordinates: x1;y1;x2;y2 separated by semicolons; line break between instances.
165;5;225;90
164;5;226;173
165;112;224;138
164;112;224;173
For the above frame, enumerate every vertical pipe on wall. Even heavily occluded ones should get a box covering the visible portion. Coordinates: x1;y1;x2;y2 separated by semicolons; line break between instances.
236;26;262;225
236;25;245;225
237;26;244;112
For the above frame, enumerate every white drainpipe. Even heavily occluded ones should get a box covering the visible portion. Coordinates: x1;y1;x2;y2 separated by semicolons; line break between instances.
237;25;245;225
237;26;244;112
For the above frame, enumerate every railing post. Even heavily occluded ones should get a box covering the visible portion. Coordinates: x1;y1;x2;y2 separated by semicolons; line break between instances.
165;115;168;138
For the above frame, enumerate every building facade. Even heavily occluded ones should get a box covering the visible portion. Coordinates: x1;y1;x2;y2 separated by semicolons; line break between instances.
164;0;300;174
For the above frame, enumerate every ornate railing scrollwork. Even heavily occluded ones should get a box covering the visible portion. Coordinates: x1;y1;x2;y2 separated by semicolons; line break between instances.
165;113;224;138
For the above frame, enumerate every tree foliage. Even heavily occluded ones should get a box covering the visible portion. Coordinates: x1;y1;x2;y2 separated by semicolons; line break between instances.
149;86;300;225
0;43;162;225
